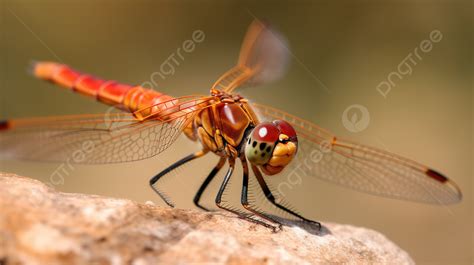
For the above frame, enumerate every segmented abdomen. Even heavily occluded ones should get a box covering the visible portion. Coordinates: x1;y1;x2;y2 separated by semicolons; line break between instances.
32;62;174;113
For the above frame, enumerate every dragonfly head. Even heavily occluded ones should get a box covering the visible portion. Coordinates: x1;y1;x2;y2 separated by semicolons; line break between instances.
245;120;298;175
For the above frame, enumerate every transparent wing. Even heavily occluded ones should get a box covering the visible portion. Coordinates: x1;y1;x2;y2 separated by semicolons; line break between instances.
212;19;290;93
252;103;462;205
0;96;213;164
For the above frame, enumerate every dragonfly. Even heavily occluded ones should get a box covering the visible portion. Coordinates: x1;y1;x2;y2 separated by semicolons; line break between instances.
0;20;462;231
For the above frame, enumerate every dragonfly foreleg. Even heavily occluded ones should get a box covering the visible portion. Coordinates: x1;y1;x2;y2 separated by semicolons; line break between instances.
193;157;226;211
149;150;207;207
250;164;321;231
214;158;279;231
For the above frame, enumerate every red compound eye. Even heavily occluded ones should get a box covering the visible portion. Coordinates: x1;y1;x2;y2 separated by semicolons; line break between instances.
252;122;280;142
273;120;297;138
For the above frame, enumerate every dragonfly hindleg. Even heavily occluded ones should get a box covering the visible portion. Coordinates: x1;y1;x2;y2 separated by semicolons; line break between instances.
193;157;226;211
150;150;207;207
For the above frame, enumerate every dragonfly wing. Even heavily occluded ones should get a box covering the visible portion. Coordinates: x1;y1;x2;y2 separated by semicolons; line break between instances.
252;103;462;205
212;20;290;93
0;96;212;164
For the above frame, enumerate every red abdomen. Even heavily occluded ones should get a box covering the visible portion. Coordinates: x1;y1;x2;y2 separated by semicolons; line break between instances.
33;62;174;113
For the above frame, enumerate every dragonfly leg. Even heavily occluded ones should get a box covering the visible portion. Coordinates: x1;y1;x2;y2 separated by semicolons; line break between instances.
251;164;321;230
215;158;279;231
149;150;207;207
240;156;283;232
193;157;226;211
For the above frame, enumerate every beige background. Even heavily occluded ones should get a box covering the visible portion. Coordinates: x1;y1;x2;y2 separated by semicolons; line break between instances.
0;1;472;264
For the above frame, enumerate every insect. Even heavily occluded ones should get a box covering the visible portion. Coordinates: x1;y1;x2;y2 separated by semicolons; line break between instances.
0;20;462;231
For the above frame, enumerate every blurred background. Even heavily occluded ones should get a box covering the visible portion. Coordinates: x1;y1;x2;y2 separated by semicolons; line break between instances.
0;0;472;264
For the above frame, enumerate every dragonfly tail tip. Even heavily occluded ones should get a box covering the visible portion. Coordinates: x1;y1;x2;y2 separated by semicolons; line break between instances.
0;120;9;131
27;60;39;76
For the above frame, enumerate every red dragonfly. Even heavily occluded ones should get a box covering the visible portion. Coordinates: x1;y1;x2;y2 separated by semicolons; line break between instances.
0;20;462;231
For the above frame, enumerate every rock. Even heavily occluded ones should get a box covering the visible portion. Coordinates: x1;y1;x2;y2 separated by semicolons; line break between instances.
0;173;414;265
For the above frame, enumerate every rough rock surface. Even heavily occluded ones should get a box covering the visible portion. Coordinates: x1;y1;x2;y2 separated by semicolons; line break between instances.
0;173;414;265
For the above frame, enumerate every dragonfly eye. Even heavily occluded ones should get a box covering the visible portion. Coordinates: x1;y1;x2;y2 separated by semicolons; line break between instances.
245;122;279;165
273;120;297;139
245;120;298;175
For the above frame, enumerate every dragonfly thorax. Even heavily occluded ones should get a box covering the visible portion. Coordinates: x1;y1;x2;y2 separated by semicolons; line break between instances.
186;92;299;175
187;95;259;158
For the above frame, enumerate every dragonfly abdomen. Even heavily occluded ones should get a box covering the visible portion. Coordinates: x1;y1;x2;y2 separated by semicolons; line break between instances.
32;62;174;113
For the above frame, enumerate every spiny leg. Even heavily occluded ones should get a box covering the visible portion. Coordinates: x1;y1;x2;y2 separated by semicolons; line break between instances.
193;156;226;211
251;164;321;230
215;158;278;231
240;156;282;231
150;150;207;207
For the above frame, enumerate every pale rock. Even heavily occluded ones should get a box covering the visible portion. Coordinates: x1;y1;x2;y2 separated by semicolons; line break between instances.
0;173;414;265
